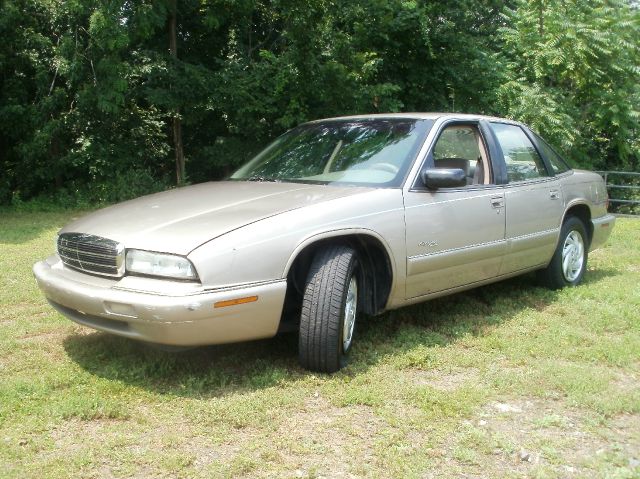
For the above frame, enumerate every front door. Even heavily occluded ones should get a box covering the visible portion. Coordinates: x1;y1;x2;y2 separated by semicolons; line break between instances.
404;122;506;299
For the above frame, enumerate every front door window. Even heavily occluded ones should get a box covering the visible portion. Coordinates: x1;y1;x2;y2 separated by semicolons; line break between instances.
432;125;492;185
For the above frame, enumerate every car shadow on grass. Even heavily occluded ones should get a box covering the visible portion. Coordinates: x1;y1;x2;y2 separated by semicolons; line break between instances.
582;266;619;284
62;269;619;397
63;329;303;397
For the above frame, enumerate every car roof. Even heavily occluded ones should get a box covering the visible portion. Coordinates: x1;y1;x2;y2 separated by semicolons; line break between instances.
305;112;523;126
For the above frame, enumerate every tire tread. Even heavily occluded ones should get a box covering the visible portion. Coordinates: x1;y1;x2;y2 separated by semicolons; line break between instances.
299;245;357;373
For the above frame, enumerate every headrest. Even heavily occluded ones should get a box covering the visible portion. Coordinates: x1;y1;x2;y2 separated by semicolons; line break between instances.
435;158;470;175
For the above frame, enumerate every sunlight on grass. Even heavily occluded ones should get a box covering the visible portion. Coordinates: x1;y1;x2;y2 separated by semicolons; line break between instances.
1;211;638;478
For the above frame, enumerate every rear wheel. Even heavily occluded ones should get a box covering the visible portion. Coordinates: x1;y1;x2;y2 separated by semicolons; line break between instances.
298;245;359;373
538;216;588;289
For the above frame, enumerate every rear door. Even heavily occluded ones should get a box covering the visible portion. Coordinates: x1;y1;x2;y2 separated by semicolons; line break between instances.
489;122;564;274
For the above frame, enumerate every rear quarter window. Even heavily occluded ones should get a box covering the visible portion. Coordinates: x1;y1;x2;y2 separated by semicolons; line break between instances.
532;133;571;174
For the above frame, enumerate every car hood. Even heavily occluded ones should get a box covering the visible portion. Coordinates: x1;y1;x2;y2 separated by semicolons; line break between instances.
60;181;372;255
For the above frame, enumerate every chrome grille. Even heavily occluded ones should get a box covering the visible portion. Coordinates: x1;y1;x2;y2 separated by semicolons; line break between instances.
57;233;124;277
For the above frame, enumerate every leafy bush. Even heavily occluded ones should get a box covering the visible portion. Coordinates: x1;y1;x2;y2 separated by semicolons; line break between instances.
0;0;637;207
10;168;171;211
92;168;172;204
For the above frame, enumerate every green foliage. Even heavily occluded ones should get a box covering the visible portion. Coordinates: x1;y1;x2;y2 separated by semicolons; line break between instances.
497;0;640;170
10;168;171;211
0;0;638;206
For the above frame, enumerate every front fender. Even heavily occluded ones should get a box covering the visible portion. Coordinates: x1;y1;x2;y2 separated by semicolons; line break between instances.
188;189;406;290
283;227;397;279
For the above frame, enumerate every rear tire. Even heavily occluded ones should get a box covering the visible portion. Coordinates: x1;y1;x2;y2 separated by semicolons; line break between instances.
538;216;588;289
298;245;359;373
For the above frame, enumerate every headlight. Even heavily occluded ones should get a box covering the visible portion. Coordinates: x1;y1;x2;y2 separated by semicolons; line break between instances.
125;249;198;280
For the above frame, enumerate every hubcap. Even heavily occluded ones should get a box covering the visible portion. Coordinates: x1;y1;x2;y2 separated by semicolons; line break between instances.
562;230;585;282
342;276;358;351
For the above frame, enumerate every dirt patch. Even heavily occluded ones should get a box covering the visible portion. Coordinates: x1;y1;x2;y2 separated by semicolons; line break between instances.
50;418;124;449
445;398;640;477
269;394;386;478
407;368;480;391
18;331;66;342
611;369;640;394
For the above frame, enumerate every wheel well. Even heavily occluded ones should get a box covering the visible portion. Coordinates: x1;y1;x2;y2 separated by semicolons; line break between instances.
280;235;393;329
564;204;593;245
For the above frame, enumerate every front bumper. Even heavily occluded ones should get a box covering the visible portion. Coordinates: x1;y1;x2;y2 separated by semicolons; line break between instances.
33;256;287;346
589;214;616;251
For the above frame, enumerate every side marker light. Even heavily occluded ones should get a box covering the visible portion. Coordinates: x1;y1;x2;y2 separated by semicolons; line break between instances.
214;296;259;308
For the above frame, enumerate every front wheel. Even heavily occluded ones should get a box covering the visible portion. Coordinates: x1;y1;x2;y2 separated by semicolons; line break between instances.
538;216;588;289
298;245;359;373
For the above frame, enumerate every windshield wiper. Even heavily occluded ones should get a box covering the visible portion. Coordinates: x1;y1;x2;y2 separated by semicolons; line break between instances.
247;176;280;182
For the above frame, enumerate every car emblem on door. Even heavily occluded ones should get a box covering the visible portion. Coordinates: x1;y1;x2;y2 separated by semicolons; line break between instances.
419;240;438;247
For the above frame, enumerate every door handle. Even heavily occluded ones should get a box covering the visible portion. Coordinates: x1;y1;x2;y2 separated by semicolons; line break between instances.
490;197;504;208
550;190;560;200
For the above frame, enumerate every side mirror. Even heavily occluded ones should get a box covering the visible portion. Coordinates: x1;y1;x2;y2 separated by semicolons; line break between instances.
420;168;467;189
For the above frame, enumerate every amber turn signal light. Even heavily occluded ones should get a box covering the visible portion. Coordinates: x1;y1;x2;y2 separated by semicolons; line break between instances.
214;296;258;308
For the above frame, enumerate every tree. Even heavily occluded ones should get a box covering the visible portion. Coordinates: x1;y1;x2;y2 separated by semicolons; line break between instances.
1;0;637;206
497;0;639;169
167;0;185;184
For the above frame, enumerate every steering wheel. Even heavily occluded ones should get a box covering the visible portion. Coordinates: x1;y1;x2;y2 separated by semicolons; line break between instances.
370;162;399;174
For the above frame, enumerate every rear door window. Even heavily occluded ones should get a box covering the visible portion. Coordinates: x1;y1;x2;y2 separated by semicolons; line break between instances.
491;123;550;182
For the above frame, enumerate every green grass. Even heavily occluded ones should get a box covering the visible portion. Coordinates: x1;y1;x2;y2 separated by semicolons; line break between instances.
1;210;639;478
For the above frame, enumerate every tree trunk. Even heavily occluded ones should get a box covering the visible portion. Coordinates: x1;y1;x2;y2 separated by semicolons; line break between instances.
172;113;184;185
169;0;185;185
538;2;544;37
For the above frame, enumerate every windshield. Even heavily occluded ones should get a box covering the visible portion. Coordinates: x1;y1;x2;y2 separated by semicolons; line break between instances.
231;119;432;187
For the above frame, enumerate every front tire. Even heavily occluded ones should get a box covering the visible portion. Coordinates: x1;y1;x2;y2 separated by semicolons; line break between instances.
538;216;588;289
299;245;359;373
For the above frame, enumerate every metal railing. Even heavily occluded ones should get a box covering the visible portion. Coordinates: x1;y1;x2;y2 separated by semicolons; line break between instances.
596;171;640;216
